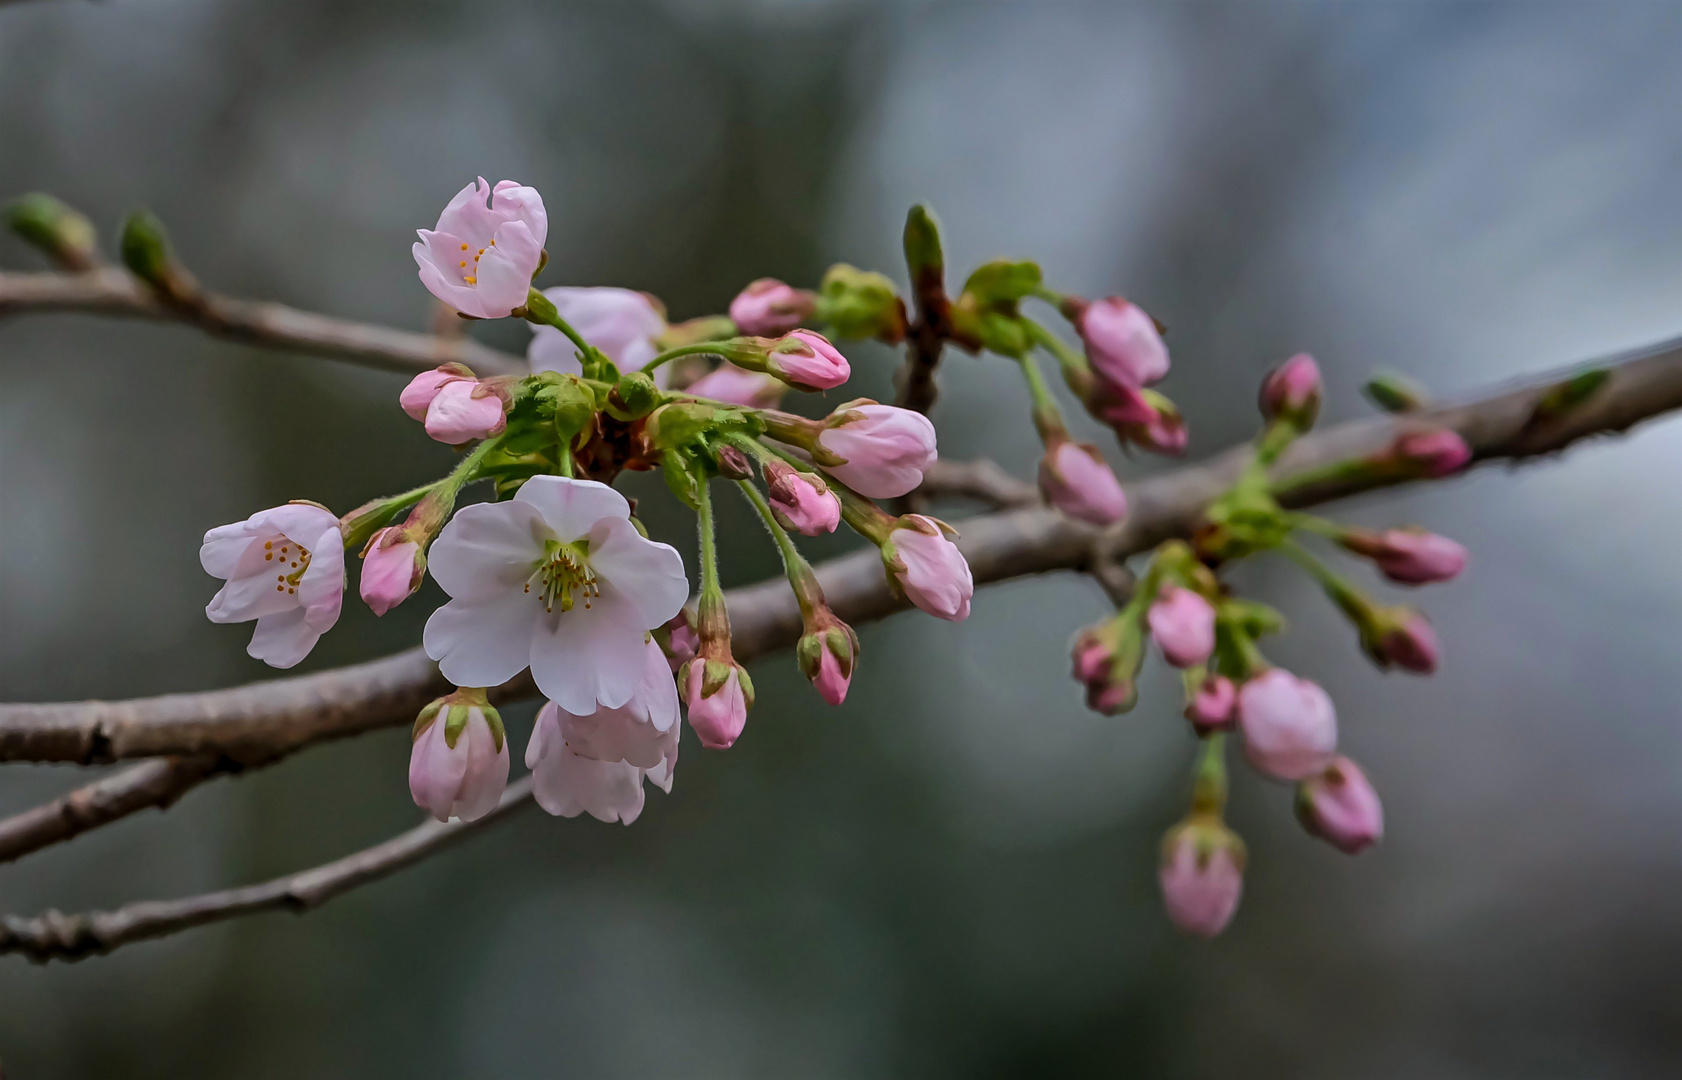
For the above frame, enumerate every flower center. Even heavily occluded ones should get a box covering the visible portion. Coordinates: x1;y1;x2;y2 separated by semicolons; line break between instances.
453;238;495;286
264;538;311;596
525;539;599;613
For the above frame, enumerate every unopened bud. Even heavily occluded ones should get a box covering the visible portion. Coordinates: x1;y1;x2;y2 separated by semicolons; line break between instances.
1363;606;1439;674
1259;352;1322;428
816;263;907;343
1389;429;1472;478
409;688;510;823
682;657;754;750
1070;614;1144;716
797;616;859;706
1185;675;1238;734
359;526;426;616
4;193;99;271
1339;527;1468;586
1159;817;1246;938
119;210;178;293
1295;756;1384;854
1364;371;1429;413
714;444;754;481
1147;586;1217;668
728;278;816;337
1237;668;1338;781
607;370;660;421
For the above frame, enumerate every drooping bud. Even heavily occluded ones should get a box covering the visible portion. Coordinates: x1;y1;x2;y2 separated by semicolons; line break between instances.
1185;674;1238;734
681;657;754;750
1339;527;1468;585
763;459;841;536
1082;381;1188;456
1364;606;1439;673
1158;817;1246;938
655;611;699;673
1068;296;1170;389
399;364;508;445
1259;352;1322;429
4;193;99;271
797;614;860;706
1147;586;1217;668
408;688;510;822
1037;440;1128;525
881;515;973;622
1389;429;1472;478
765;329;851;391
1237;668;1338;781
1070;613;1145;715
713;444;755;482
728;278;817;337
814;400;939;499
359;526;426;616
1295;756;1384;854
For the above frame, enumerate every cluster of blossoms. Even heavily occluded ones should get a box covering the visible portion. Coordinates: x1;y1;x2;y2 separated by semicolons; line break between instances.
200;178;972;827
1070;353;1472;936
190;180;1472;937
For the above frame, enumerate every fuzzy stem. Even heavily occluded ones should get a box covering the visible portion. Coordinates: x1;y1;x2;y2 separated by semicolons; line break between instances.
735;480;823;617
1190;733;1229;817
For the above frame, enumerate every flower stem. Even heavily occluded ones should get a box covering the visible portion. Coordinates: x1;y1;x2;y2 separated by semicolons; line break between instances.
1190;733;1229;817
735;480;823;617
1280;536;1369;624
1023;317;1087;379
695;475;720;599
521;287;594;359
642;341;733;376
1016;351;1067;443
338;480;442;551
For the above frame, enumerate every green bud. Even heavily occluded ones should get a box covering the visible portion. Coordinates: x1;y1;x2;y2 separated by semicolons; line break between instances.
607;370;660;421
119;210;174;288
959;258;1042;308
646;400;722;450
949;306;1030;358
1363;371;1430;413
662;446;702;510
4;193;98;271
1531;368;1611;423
902;204;945;290
816;263;907;343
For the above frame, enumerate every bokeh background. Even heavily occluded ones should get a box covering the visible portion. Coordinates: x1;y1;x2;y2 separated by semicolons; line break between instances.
2;0;1679;1076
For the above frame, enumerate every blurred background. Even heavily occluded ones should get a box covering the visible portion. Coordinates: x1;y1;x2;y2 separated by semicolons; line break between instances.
1;0;1679;1076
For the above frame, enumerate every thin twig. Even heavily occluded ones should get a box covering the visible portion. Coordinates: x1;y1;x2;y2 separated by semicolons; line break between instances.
0;778;535;963
916;457;1040;507
0;756;227;864
5;336;1677;770
0;269;524;376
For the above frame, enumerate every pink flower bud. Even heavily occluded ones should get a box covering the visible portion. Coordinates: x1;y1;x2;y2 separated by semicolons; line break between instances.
1375;610;1439;673
764;459;841;536
1185;675;1237;734
885;515;973;622
400;367;464;422
768;329;851;391
1076;297;1170;388
424;379;507;444
685;363;788;408
684;660;751;750
1296;756;1384;854
1259;352;1322;427
1038;441;1128;525
1346;528;1468;585
1070;619;1144;715
1147;586;1217;668
799;620;859;706
817;402;938;499
1085;382;1187;456
661;613;699;673
812;646;851;705
409;700;510;823
359;527;424;616
1159;821;1245;938
728;277;815;337
1393;430;1472;477
1238;668;1338;781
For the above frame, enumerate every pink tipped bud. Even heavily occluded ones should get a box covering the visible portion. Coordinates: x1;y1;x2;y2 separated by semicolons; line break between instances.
767;330;851;391
1159;820;1246;938
884;515;973;621
1085;382;1187;456
1238;668;1338;781
1185;675;1238;734
1038;441;1128;525
764;459;841;536
1343;528;1468;585
714;444;754;481
684;363;788;409
1147;586;1217;668
1260;352;1322;427
1075;297;1170;388
1373;609;1439;673
400;366;466;422
359;527;424;616
1392;429;1472;477
403;367;508;445
817;401;938;499
1070;618;1144;716
728;277;816;337
1296;756;1384;854
684;659;753;750
798;620;859;706
659;612;699;673
408;694;510;823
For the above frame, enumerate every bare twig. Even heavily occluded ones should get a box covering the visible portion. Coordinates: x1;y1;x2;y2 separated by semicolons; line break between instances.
0;756;227;864
916;457;1040;507
0;269;524;376
0;778;535;963
5;336;1677;771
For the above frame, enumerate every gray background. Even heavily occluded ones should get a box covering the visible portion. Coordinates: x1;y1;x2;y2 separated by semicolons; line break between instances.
1;1;1679;1076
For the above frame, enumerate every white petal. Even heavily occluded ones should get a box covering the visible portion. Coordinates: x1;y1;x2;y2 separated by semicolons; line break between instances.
206;571;298;624
433;178;498;245
427;500;548;602
409;717;468;822
526;702;563;770
528;594;645;713
633;639;682;732
585;517;688;629
451;714;510;822
471;221;541;319
246;607;321;669
532;748;645;825
644;742;678;794
424;593;540;690
200;532;257;579
297;540;345;633
514;476;630;542
252;504;340;551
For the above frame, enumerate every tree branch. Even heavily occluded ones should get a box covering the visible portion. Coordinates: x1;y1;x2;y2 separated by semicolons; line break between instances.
0;778;535;963
0;268;524;376
917;457;1040;507
0;756;227;864
2;336;1679;962
2;337;1677;772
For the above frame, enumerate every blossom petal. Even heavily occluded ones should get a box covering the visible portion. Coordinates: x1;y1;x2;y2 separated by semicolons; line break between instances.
586;517;688;629
409;717;468;822
246;607;321;669
433;178;498;245
427;500;549;602
451;715;510;822
514;476;630;542
528;592;646;713
532;747;645;824
424;593;541;689
297;541;346;633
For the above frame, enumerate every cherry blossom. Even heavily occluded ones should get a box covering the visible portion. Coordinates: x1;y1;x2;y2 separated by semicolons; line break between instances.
201;502;345;669
413;178;547;319
423;476;688;714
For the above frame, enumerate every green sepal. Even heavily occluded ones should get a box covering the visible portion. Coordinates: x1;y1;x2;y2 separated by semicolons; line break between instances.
960;258;1042;308
412;699;445;741
815;263;906;342
442;704;470;749
949;304;1029;358
646;401;723;450
736;666;756;709
663;446;702;510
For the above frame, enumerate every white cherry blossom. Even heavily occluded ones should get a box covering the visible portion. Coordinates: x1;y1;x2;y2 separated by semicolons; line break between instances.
201;502;345;669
